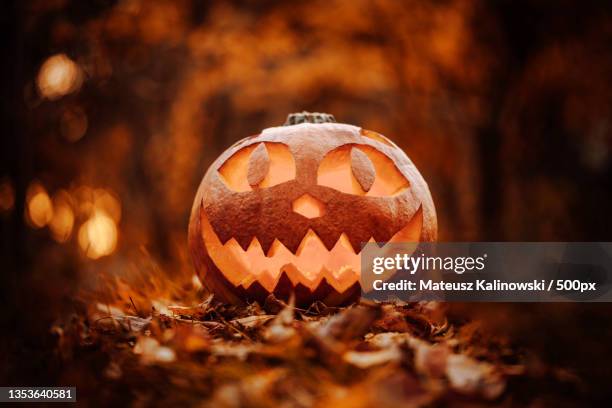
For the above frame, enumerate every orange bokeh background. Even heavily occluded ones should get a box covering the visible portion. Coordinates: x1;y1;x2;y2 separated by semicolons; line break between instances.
1;0;611;333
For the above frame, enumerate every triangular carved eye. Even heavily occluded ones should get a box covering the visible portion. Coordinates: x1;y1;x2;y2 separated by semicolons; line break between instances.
218;142;296;192
317;144;410;196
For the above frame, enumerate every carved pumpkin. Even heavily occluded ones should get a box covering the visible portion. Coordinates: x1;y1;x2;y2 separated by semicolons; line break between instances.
188;112;437;306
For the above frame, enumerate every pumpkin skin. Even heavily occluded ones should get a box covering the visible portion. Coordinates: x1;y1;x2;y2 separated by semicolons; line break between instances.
188;114;437;306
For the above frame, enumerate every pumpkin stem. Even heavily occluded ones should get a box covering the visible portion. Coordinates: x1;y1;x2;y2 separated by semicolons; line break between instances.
284;111;336;126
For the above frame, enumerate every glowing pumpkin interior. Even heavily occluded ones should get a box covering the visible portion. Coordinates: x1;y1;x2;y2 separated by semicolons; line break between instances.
202;140;424;292
218;142;296;191
200;209;422;292
316;145;410;196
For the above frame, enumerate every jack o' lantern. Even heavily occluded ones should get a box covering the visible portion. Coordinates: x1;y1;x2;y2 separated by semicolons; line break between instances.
188;112;437;306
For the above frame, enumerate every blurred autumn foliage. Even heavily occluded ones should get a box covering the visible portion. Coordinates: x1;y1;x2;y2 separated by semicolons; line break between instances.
3;0;610;304
1;0;612;405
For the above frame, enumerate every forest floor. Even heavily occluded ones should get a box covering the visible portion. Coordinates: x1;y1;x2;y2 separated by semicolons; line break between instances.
42;294;596;407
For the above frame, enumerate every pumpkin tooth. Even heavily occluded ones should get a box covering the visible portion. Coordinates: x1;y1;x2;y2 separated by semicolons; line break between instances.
237;273;257;288
314;267;337;291
242;279;268;302
258;270;277;292
331;233;356;254
295;229;327;257
266;238;286;257
246;237;266;257
272;271;295;298
257;235;277;256
335;265;360;291
280;263;316;288
350;236;381;254
218;234;235;246
368;237;386;250
314;230;340;252
275;234;302;255
354;237;378;254
272;230;307;256
241;269;275;292
316;266;358;293
347;234;366;255
234;235;254;252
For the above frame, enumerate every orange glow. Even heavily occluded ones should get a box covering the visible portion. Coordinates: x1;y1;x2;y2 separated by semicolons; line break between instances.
72;186;121;223
259;143;296;188
292;194;324;219
37;54;83;100
199;209;422;292
219;143;296;191
218;144;255;192
49;191;74;243
73;185;95;218
26;183;53;228
0;180;14;212
317;145;410;196
93;189;122;223
360;129;394;147
317;147;367;195
78;210;118;259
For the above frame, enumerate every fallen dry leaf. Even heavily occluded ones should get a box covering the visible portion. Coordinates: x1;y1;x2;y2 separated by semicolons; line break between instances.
343;347;403;369
232;314;275;328
133;336;177;364
47;295;585;406
366;331;505;399
446;354;505;399
264;297;296;343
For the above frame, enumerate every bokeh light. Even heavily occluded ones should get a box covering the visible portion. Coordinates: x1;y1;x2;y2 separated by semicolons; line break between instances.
93;188;122;223
78;210;118;259
36;53;83;100
49;190;74;243
26;182;53;228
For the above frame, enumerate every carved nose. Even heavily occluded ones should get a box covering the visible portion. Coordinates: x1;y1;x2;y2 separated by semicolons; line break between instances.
292;194;325;219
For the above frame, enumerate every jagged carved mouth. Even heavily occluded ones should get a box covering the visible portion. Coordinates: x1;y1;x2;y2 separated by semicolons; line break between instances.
200;207;423;293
